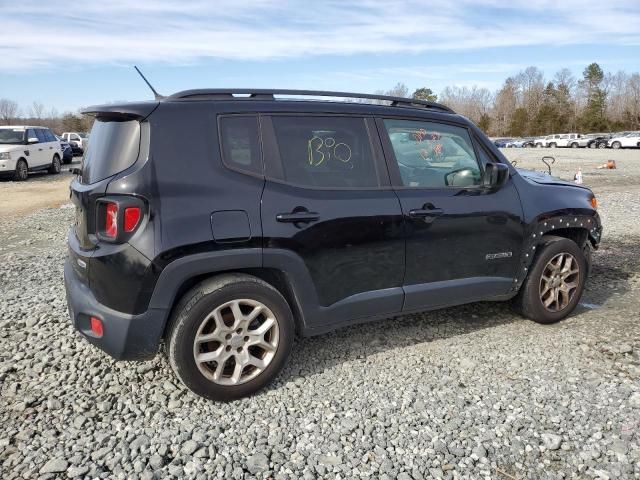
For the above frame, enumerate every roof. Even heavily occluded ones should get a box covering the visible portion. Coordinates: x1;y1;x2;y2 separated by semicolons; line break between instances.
0;125;49;129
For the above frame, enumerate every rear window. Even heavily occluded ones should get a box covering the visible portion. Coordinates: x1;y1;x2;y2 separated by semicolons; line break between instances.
81;119;140;184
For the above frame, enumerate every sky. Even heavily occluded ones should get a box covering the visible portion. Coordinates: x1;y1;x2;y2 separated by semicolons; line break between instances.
1;0;639;113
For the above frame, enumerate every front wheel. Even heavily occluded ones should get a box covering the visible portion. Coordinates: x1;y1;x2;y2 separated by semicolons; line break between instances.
13;159;28;181
611;141;621;149
512;236;587;324
598;142;607;149
549;142;557;148
166;274;295;401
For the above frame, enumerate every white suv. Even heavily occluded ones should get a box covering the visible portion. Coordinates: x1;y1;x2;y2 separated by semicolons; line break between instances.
0;126;63;181
545;133;582;148
608;133;640;149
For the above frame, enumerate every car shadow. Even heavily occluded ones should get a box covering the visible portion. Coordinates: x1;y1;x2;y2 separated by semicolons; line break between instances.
277;235;640;383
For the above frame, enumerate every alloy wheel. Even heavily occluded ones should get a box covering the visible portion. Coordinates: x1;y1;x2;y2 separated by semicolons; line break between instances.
539;253;580;312
193;299;279;386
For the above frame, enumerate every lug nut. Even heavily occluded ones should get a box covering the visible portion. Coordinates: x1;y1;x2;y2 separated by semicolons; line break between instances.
225;334;232;340
244;336;249;342
236;328;243;334
236;347;242;353
225;345;231;351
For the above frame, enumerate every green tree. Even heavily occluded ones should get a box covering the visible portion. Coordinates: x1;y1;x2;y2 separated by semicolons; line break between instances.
509;108;529;136
477;113;491;133
412;87;438;102
580;63;608;131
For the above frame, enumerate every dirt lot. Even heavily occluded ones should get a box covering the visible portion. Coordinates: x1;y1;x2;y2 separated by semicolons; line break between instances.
0;157;80;218
0;148;639;479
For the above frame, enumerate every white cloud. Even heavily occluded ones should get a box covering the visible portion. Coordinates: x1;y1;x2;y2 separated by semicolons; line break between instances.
0;0;638;72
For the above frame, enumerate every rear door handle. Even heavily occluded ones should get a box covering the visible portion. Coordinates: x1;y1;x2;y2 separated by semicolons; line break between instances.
276;211;319;224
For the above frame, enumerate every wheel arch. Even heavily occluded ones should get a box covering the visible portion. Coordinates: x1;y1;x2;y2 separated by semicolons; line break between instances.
162;267;305;340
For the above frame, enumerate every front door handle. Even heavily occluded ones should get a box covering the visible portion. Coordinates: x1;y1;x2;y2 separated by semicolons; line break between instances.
409;203;444;221
276;210;319;224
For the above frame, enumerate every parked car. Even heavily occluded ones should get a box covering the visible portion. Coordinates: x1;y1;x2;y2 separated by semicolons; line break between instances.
0;126;63;180
566;134;590;148
608;133;640;149
521;139;535;148
55;135;74;164
545;133;582;148
493;138;513;148
586;134;612;149
534;135;551;147
60;132;89;156
506;138;534;148
64;89;602;401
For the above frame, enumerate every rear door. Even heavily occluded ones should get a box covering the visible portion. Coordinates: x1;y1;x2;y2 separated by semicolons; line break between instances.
378;116;524;311
260;114;405;328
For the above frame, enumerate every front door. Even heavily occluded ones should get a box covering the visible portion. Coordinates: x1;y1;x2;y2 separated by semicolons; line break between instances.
378;117;524;311
260;114;405;329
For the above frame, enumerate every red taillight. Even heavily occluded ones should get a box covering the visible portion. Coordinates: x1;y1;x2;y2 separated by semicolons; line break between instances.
105;202;118;238
90;316;104;337
124;207;141;233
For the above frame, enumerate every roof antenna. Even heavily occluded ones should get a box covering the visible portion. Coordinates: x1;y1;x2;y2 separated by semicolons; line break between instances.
134;66;165;100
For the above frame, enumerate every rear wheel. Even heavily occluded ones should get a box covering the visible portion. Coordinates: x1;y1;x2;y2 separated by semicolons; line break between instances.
571;142;579;148
48;155;61;174
549;142;557;148
611;141;621;149
512;236;587;324
13;159;28;181
166;274;295;401
598;142;607;149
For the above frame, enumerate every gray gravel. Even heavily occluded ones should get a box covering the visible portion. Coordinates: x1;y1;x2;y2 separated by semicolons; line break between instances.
1;149;640;479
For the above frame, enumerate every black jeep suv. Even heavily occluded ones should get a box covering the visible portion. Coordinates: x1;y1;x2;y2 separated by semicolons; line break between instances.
64;89;602;401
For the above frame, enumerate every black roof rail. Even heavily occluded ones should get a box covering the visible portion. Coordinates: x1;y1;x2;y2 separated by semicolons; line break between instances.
167;88;454;113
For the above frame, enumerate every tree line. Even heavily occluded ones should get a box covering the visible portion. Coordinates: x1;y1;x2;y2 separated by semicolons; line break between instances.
378;63;640;137
2;62;638;137
0;99;93;133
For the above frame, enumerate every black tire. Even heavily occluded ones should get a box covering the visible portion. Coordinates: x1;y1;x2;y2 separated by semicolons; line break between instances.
512;236;587;324
48;155;61;174
166;273;295;401
571;142;579;148
589;142;596;149
611;141;621;149
13;159;28;181
598;142;607;149
549;142;557;148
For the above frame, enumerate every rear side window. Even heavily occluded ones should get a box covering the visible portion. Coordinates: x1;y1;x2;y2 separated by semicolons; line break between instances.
270;116;378;188
43;129;56;142
219;116;262;175
35;129;47;142
81;119;140;184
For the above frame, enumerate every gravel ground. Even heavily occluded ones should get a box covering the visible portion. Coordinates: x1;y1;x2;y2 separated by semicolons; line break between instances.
1;149;639;479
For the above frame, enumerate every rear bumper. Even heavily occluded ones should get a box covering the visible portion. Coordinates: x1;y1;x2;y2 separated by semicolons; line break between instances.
64;257;167;360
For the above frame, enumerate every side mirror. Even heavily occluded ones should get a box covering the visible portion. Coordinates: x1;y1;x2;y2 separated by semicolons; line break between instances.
482;163;510;189
28;137;39;144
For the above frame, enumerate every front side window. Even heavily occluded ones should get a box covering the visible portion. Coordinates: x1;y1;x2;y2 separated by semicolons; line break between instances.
270;116;378;188
26;129;38;142
219;116;262;175
383;119;482;188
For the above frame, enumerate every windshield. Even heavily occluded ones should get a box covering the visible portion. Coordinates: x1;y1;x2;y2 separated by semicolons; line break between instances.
0;128;25;145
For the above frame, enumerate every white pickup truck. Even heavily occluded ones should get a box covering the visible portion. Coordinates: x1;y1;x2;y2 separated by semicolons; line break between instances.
60;132;89;154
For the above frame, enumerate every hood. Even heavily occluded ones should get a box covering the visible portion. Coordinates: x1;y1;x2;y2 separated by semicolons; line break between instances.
516;168;590;190
0;144;23;153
